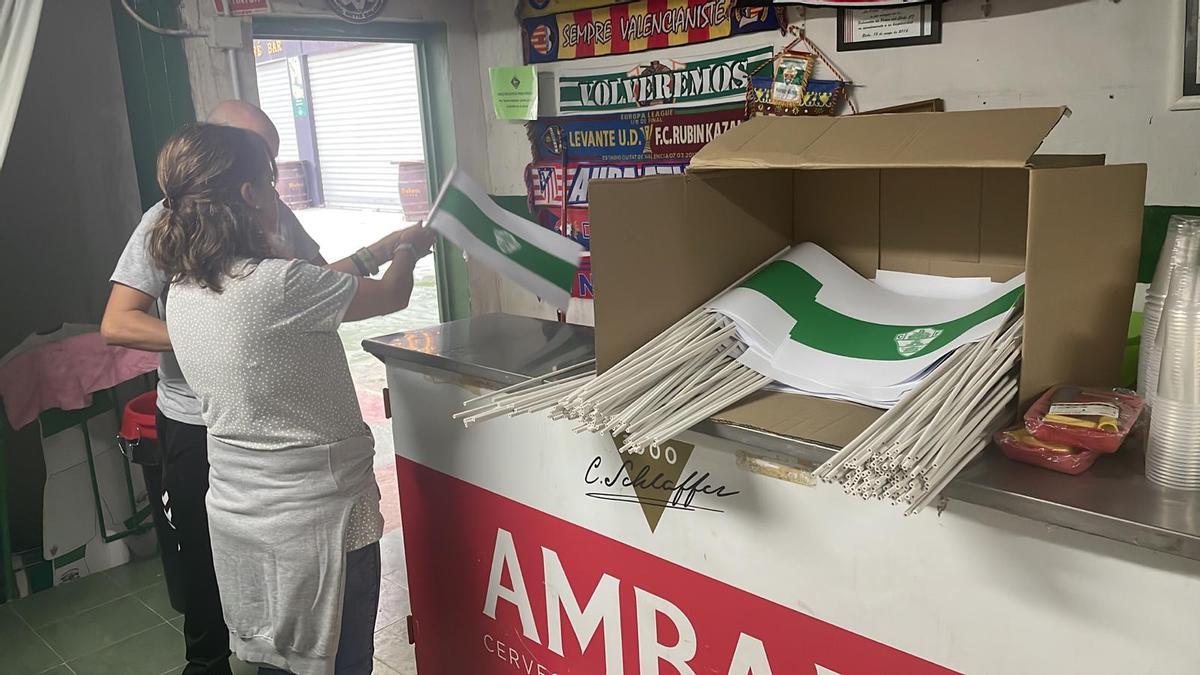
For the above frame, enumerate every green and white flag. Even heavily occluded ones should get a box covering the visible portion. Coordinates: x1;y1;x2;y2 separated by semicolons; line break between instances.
429;170;583;310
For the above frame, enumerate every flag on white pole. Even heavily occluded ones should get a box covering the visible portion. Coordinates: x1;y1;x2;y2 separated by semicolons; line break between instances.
428;169;584;310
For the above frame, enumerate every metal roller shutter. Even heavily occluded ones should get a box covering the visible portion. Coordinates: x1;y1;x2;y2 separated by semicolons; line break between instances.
256;60;300;162
307;43;424;210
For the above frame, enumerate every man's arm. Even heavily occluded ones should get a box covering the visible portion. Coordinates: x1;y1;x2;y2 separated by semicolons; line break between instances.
343;226;438;322
324;227;411;277
101;284;171;351
280;201;416;276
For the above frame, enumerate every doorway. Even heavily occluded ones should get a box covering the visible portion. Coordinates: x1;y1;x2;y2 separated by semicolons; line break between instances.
252;18;462;675
253;37;437;472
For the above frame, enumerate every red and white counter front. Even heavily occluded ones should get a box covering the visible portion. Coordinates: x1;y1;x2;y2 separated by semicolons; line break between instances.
365;313;1200;675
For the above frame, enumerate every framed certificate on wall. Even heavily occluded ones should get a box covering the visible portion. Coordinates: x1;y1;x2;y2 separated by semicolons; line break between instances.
836;2;941;52
1171;0;1200;109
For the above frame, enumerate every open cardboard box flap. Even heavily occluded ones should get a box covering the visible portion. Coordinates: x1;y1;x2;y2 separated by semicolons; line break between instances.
590;105;1144;450
690;106;1069;171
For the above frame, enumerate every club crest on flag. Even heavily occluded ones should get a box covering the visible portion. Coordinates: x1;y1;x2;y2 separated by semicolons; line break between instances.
494;229;523;255
894;327;944;357
541;124;564;155
529;22;554;56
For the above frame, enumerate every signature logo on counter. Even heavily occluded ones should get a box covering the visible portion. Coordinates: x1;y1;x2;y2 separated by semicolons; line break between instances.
584;434;739;532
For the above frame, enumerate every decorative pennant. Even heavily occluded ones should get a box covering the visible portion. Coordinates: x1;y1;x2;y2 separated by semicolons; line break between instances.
769;52;815;108
556;44;772;115
522;0;781;64
750;77;846;115
745;35;853;116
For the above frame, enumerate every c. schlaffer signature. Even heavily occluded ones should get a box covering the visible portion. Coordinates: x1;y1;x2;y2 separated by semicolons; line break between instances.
584;457;740;512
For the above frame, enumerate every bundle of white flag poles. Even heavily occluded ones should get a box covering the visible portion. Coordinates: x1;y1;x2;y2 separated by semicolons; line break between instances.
428;169;584;310
460;243;1025;509
813;310;1023;514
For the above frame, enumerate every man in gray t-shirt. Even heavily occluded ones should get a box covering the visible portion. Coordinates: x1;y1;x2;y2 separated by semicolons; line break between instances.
108;200;322;426
101;100;411;675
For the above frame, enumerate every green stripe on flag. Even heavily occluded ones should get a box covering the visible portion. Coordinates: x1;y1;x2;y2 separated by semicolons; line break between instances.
437;186;576;293
742;261;1024;361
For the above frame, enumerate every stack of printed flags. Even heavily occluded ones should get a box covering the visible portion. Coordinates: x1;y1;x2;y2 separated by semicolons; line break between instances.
707;244;1025;408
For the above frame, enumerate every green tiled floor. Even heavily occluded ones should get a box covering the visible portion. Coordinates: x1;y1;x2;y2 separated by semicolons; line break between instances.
0;529;416;674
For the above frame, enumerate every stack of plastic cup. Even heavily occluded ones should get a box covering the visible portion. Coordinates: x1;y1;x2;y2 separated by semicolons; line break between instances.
1141;215;1200;407
1147;263;1200;489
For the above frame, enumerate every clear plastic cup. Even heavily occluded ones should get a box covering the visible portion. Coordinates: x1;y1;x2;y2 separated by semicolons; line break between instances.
1149;216;1200;298
1147;397;1200;489
1142;216;1200;401
1140;299;1163;401
1154;264;1200;404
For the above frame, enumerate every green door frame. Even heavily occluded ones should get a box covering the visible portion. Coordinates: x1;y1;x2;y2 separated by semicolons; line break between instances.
252;17;471;322
110;0;197;212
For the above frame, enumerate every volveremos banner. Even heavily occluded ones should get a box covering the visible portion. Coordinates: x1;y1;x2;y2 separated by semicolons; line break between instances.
522;0;780;64
557;45;772;115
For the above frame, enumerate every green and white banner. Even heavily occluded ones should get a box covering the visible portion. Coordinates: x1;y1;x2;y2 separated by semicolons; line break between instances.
707;244;1025;407
556;44;772;115
429;170;583;310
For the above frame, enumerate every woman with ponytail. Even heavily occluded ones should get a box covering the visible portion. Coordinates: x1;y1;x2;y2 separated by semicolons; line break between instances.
147;122;436;675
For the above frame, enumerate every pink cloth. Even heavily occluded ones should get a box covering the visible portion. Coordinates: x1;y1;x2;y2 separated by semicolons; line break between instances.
0;332;159;430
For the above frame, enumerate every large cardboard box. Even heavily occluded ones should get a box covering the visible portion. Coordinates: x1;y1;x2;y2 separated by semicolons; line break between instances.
589;107;1147;448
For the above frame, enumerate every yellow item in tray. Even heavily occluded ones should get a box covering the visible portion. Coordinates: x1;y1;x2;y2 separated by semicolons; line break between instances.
1043;413;1120;432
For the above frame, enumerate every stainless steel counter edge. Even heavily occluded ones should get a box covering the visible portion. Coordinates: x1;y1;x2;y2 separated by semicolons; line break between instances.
365;313;1200;563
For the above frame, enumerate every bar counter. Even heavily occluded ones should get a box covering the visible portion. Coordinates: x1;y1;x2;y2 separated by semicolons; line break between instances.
365;312;1200;562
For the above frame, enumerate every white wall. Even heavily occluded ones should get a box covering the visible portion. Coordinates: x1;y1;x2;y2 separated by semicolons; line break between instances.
475;0;1200;206
176;0;1200;323
470;0;1200;322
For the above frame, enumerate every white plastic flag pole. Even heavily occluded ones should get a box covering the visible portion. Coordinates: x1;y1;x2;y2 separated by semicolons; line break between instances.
461;359;596;406
620;365;755;450
814;347;971;479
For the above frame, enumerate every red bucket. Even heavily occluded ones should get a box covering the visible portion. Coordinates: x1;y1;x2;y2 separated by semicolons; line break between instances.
120;391;158;443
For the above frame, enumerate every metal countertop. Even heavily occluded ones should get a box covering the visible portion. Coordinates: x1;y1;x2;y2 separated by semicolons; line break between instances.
364;313;1200;562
